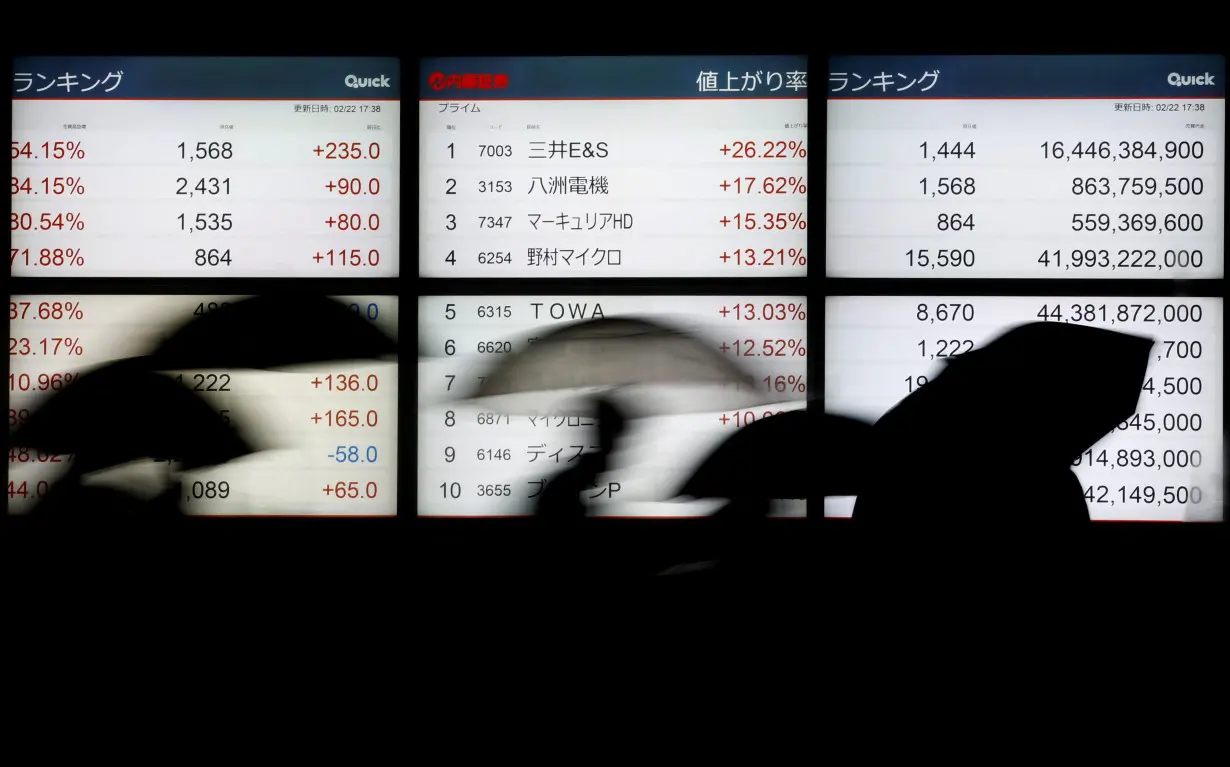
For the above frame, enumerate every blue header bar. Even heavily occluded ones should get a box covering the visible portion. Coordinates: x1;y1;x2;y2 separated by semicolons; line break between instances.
828;55;1225;99
419;56;808;100
12;57;401;99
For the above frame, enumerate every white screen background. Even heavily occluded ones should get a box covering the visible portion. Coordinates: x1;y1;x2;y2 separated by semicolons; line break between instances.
9;295;398;515
418;295;808;517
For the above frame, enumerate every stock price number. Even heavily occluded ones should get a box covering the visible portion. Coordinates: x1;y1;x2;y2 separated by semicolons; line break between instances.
904;375;930;393
1082;485;1203;506
179;213;233;232
177;177;230;197
194;301;230;315
918;339;975;359
1071;177;1204;197
1115;413;1202;433
920;177;975;196
1070;213;1203;233
194;248;231;267
907;249;975;269
919;142;975;161
916;303;975;323
937;214;974;231
1037;303;1203;326
174;373;231;392
1037;249;1203;271
178;142;233;161
1072;448;1203;470
186;480;229;500
1041;141;1204;161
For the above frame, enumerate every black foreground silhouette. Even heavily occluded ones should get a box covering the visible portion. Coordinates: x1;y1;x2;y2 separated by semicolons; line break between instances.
853;322;1155;526
143;294;397;370
12;359;256;517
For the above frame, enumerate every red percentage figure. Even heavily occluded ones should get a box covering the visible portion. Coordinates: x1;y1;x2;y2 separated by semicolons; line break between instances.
763;375;808;393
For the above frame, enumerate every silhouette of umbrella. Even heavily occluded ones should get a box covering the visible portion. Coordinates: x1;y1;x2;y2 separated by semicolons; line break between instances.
852;322;1155;524
141;295;397;370
10;358;257;475
677;408;814;502
464;316;777;415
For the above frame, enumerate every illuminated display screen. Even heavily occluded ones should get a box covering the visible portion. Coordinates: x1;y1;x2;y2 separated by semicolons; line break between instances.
417;295;807;518
826;55;1224;279
824;296;1224;521
8;295;398;516
419;56;809;278
11;57;401;277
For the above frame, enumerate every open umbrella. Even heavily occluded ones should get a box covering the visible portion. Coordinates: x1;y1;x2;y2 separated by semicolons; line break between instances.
852;322;1155;525
463;315;784;416
140;295;397;370
11;358;258;475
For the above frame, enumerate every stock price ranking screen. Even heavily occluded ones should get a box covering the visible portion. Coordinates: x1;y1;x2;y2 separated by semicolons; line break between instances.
419;56;809;278
824;297;1224;521
827;55;1224;278
11;57;401;278
9;296;398;515
417;296;807;517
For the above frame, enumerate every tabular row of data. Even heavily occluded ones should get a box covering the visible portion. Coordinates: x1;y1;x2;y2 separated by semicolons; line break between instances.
419;168;809;201
420;237;807;278
12;168;397;202
827;131;1222;166
827;165;1224;202
12;134;398;167
824;237;1221;279
11;201;399;236
10;237;398;277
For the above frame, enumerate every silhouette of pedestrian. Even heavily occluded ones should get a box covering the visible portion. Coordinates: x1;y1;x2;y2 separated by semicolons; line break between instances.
534;397;628;526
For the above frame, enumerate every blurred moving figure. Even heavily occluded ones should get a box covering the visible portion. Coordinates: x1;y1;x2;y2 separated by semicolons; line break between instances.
534;397;628;526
